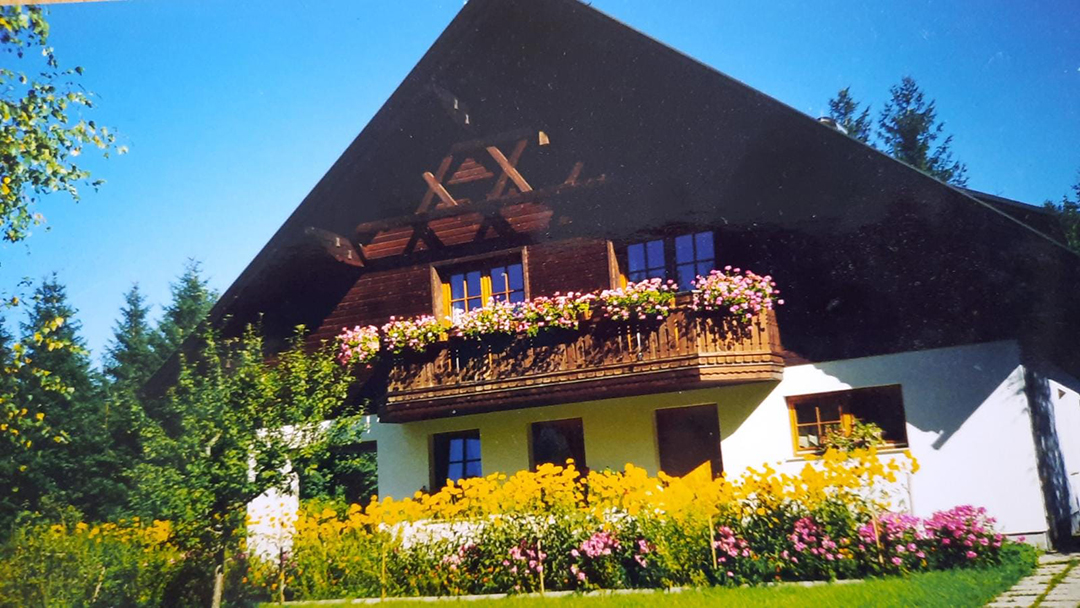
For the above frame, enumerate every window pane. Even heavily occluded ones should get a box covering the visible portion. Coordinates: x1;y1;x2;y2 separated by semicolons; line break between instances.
677;263;696;290
509;291;525;304
468;297;482;310
675;234;694;264
531;418;586;469
648;266;666;280
491;266;508;293
798;425;818;448
508;264;524;291
447;462;464;481
466;271;482;298
448;438;464;462
817;402;841;423
848;386;908;444
465;437;481;460
450;273;465;300
697;260;715;277
645;239;665;270
793;402;818;425
464;460;482;478
695;231;714;259
628;243;645;275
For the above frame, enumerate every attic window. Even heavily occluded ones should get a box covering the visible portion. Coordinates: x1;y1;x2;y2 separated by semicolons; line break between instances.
440;258;526;315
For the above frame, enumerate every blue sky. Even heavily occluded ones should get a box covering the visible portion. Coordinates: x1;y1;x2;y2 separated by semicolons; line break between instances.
1;0;1077;364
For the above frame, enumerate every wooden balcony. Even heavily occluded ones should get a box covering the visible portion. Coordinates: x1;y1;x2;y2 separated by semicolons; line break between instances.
374;302;784;422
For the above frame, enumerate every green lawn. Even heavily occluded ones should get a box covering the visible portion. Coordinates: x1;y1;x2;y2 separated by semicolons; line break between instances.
271;557;1032;608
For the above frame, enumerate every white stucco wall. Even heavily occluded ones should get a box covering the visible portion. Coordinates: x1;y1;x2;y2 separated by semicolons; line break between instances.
365;340;1050;541
1048;370;1080;533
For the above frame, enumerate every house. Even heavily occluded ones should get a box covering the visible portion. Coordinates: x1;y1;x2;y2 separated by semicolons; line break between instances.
224;0;1080;550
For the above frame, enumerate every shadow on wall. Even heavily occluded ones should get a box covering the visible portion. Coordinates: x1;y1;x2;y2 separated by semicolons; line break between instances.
717;381;779;443
1026;365;1073;547
802;343;1018;451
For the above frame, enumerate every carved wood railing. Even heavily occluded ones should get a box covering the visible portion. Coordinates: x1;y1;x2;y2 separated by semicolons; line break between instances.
377;306;784;422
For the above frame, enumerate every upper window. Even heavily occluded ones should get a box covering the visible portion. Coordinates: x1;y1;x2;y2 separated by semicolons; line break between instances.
626;231;715;289
432;430;482;487
786;385;908;454
531;418;587;471
445;261;525;315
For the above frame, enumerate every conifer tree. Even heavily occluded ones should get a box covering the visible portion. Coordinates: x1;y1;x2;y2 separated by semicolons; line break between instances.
878;76;968;186
1043;173;1080;253
827;87;873;144
5;276;124;524
151;260;217;361
104;283;157;390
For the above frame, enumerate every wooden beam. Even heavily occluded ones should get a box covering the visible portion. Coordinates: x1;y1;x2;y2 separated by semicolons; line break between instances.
417;155;454;213
486;140;531;198
564;161;584;185
355;176;607;239
421;170;458;209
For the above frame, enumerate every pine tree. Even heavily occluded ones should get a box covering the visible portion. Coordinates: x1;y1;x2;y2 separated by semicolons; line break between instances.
151;260;217;362
827;87;873;144
878;76;968;186
104;284;157;390
7;276;125;524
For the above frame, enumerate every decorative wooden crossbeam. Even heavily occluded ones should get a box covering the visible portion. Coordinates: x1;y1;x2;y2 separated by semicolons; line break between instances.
354;176;605;237
351;129;605;261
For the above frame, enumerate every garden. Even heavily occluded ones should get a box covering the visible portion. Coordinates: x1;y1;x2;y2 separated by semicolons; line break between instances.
1;446;1035;606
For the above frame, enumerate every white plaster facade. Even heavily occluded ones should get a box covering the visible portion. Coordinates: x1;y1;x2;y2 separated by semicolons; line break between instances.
250;339;1080;552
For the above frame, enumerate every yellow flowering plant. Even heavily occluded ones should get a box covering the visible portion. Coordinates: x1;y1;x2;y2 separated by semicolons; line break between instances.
0;511;181;607
241;447;1027;600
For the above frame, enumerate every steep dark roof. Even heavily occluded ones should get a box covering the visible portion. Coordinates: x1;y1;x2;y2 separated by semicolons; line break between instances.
151;0;1077;388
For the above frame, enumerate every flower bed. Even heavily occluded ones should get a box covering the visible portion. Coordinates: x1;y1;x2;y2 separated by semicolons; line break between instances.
244;449;1022;600
0;516;181;607
336;272;782;366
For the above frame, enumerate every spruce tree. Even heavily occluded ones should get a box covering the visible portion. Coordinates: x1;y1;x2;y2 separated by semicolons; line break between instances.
878;76;968;186
101;284;157;507
104;283;157;389
151;260;217;362
9;276;124;523
827;87;873;144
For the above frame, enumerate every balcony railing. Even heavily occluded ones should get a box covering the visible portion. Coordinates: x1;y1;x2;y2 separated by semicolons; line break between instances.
375;301;784;422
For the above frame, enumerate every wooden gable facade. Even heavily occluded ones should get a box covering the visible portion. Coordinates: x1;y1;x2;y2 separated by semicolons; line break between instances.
194;0;1079;422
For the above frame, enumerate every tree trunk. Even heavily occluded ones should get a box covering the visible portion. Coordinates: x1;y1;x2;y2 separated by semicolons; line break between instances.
210;547;225;608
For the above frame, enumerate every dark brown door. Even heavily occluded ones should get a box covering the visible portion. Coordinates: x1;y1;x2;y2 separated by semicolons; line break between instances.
656;404;722;477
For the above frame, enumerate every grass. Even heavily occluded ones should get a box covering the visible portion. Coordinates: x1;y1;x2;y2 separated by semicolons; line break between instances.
271;552;1035;608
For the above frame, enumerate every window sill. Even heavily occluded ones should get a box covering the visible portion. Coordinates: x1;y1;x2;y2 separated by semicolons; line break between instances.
785;445;910;463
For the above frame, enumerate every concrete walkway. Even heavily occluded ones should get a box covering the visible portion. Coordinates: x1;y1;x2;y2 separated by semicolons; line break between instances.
988;554;1078;608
